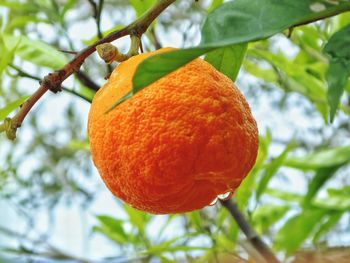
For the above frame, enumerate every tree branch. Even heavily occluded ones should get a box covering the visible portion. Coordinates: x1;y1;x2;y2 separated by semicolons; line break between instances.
9;65;92;103
1;0;176;140
220;199;280;263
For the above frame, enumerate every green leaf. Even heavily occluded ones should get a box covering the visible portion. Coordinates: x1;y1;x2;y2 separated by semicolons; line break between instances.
201;1;350;46
328;186;350;196
94;215;129;244
235;132;272;208
323;24;350;121
130;0;156;17
0;1;38;12
249;49;327;102
256;143;294;201
144;234;205;255
132;0;350;102
3;35;68;69
61;0;77;18
186;211;204;232
5;16;48;32
324;24;350;59
275;208;328;255
326;60;350;121
0;36;19;76
243;60;278;83
252;205;290;234
265;188;303;203
207;0;224;13
313;189;350;210
67;139;90;151
303;166;339;207
313;211;343;244
132;47;214;93
284;146;350;170
204;43;247;81
123;204;150;235
0;96;29;121
248;48;328;120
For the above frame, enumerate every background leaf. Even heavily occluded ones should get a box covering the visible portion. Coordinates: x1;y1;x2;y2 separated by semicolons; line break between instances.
323;24;350;121
284;146;350;170
0;96;29;121
3;35;68;69
275;208;328;255
303;166;340;207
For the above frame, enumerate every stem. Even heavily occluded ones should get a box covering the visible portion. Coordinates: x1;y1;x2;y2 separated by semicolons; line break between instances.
294;3;350;28
75;71;100;91
0;0;176;140
96;0;104;39
220;199;280;263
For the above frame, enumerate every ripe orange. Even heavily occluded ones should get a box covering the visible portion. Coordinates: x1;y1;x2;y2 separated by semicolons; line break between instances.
88;48;258;214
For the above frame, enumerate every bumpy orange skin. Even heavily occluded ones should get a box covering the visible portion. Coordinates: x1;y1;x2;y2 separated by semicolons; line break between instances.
88;48;258;214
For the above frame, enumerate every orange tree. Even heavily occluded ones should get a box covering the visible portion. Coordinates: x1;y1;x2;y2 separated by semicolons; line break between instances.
0;0;350;262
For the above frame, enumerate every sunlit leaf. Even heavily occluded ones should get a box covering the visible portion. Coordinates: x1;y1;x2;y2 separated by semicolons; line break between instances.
235;132;272;208
124;204;150;235
256;143;295;201
3;35;68;69
313;211;343;244
204;43;247;81
94;215;129;244
265;188;303;203
0;35;19;77
0;96;29;121
130;0;156;17
303;166;340;207
67;139;90;151
61;0;78;18
252;205;290;234
312;195;350;211
284;146;350;170
186;211;204;232
207;0;224;13
144;234;205;255
275;208;328;255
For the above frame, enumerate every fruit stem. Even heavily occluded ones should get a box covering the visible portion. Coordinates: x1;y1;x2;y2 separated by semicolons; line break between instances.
220;199;281;263
1;0;176;140
127;34;141;57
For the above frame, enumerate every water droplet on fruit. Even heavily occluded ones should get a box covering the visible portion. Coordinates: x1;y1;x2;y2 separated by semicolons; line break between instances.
217;191;232;201
209;197;218;206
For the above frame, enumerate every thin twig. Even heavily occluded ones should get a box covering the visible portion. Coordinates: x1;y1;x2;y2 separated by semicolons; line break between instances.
150;27;162;49
58;49;78;55
75;71;100;91
1;0;176;140
96;0;104;39
220;199;280;263
9;65;92;103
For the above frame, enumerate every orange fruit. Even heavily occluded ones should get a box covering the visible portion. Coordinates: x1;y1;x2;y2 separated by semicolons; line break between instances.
88;48;258;214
